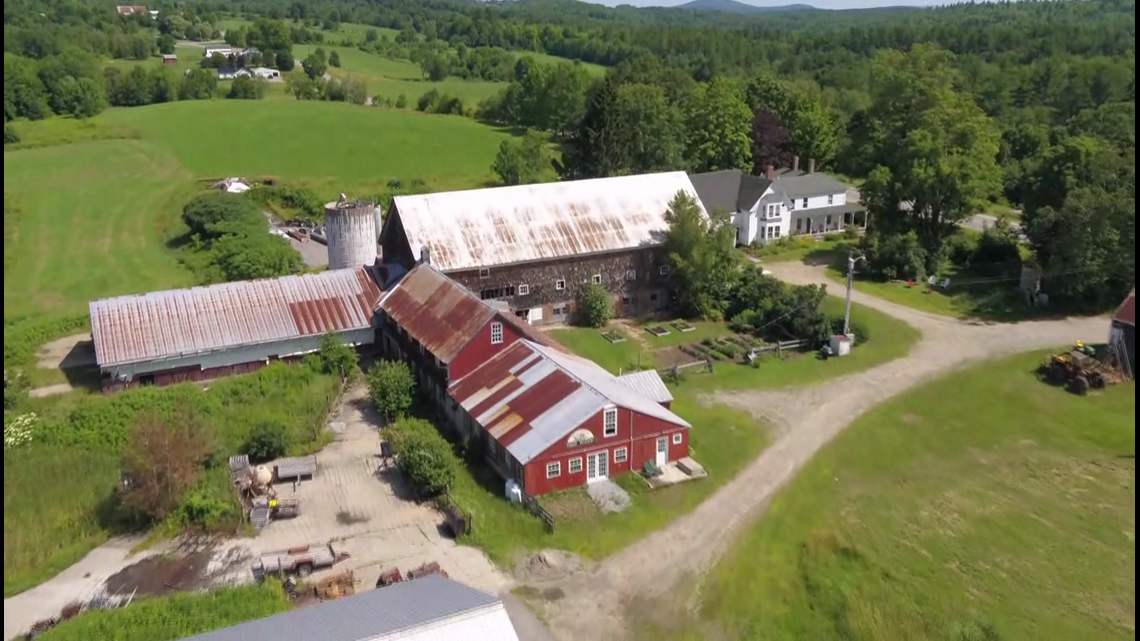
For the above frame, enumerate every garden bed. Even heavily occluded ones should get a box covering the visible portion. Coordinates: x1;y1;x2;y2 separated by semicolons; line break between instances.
645;325;671;337
669;320;696;333
601;329;627;344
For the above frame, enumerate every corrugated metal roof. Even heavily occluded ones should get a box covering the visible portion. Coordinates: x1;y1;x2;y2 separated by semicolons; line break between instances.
617;370;673;404
90;267;382;368
390;172;706;273
378;264;497;363
450;340;690;464
179;575;517;641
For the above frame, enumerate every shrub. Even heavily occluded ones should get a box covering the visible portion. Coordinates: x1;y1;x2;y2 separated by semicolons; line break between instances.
830;316;871;346
945;232;979;267
226;75;267;100
178;486;238;529
576;283;613;328
367;360;415;422
396;428;458;496
971;218;1021;277
242;421;287;462
843;226;860;240
181;192;262;239
383;416;436;454
729;309;761;333
4;124;19;144
317;334;357;377
119;412;214;524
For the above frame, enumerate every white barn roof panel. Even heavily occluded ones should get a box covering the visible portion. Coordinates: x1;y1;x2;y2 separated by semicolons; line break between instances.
390;172;706;273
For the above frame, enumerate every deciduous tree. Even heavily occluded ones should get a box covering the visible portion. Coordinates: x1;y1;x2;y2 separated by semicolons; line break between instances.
367;360;416;423
683;77;752;173
119;412;213;524
750;106;795;174
492;129;550;186
663;191;739;320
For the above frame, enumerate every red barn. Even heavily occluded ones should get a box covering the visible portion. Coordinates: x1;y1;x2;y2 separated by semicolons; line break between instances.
449;340;690;495
377;263;557;410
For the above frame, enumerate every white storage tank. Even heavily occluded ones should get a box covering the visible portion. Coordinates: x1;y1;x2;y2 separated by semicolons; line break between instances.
325;196;377;270
504;479;523;504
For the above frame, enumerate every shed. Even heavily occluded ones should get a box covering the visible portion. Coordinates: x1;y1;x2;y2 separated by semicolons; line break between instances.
162;54;177;64
178;574;519;641
1109;288;1135;379
617;370;674;408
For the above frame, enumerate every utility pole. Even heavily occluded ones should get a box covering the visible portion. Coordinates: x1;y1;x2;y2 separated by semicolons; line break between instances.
843;253;865;337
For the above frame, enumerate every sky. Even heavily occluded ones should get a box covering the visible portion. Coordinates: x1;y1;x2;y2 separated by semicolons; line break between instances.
583;0;947;9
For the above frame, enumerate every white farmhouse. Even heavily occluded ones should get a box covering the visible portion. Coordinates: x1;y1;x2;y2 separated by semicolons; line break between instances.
690;158;864;246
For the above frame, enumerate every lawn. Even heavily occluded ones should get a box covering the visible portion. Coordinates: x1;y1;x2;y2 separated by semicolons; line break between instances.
752;235;857;264
98;100;512;193
698;352;1136;640
452;387;769;565
37;581;291;641
3;139;195;319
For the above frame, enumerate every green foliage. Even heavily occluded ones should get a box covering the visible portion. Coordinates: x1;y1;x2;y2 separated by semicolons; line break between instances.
4;54;49;121
367;360;416;422
328;50;342;68
831;316;870;345
226;76;267;100
394;423;458;496
395;92;408;108
492;129;550;186
4;124;18;144
382;415;436;454
303;48;328;80
179;68;219;100
242;421;288;463
684;77;752;173
179;192;302;282
745;74;840;169
728;267;831;345
157;34;176;55
317;334;358;377
416;88;466;115
861;228;928;281
245;184;324;221
37;582;292;641
970;217;1022;278
575;283;614;328
181;192;260;240
664;191;740;320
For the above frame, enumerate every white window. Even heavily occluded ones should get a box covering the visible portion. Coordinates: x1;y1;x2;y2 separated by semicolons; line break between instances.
592;274;602;285
490;322;503;345
802;198;808;208
773;227;781;238
826;215;833;226
546;462;561;478
796;218;803;232
625;270;636;281
614;447;628;463
479;268;490;279
555;279;566;291
603;407;618;437
672;432;682;445
828;194;834;205
659;265;669;275
518;284;530;295
568;457;583;474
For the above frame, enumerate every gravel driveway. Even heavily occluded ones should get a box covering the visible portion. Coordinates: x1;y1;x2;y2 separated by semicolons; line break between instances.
526;261;1108;640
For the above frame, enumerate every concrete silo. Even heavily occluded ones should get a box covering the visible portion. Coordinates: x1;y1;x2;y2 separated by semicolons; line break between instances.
324;196;377;270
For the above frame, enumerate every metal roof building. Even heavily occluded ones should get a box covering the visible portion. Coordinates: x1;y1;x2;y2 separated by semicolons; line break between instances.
378;265;498;364
384;171;705;273
450;340;690;465
616;370;674;406
90;266;383;390
180;575;518;641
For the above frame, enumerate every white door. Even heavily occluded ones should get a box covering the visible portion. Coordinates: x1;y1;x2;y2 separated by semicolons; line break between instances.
586;452;609;483
656;437;668;467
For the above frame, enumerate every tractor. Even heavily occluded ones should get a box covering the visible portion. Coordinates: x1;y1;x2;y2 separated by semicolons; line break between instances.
1038;342;1118;395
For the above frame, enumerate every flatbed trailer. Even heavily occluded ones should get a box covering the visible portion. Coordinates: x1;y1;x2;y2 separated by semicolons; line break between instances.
255;543;337;579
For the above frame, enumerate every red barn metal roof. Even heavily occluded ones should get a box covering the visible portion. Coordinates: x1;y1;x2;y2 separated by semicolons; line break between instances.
378;264;497;364
90;267;382;367
449;340;689;464
1114;289;1135;327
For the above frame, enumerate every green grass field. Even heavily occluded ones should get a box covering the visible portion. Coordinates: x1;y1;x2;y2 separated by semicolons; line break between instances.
98;100;511;191
3;140;195;319
698;352;1136;640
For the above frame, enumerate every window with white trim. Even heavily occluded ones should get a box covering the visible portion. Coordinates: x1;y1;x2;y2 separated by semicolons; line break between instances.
659;265;669;275
773;227;781;238
592;274;602;285
568;457;583;473
826;215;832;226
518;284;530;295
802;198;808;209
546;462;561;478
490;322;503;345
555;279;566;291
625;269;636;281
672;432;683;445
828;194;834;205
479;268;490;279
603;407;618;437
614;447;628;463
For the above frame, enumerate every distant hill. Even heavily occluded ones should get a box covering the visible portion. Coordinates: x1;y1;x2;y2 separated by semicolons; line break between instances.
673;0;815;13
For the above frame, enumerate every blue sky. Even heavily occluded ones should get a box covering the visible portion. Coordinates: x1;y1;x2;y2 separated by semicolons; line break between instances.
583;0;946;8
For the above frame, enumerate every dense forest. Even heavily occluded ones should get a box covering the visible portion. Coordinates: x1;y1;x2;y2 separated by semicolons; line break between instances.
4;0;1135;309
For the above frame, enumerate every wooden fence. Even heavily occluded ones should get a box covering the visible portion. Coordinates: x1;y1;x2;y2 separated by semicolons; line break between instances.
658;339;808;379
521;493;556;532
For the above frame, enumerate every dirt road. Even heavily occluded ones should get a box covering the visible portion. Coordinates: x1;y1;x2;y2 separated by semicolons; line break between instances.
529;261;1109;639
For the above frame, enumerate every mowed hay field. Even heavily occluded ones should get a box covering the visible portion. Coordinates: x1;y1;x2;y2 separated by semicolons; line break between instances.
695;352;1135;640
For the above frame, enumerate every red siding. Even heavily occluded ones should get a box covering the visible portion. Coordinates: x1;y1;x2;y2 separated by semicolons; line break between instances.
100;356;304;394
521;406;689;496
448;313;525;381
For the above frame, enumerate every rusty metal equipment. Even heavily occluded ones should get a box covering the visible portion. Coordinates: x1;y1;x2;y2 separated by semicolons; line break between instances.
375;567;404;589
405;561;448;582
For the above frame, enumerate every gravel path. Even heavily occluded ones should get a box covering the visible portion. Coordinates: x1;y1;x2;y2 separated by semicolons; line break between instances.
528;261;1109;639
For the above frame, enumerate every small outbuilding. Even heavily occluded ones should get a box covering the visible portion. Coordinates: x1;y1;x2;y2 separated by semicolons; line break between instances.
162;54;178;65
178;574;519;641
1109;288;1135;379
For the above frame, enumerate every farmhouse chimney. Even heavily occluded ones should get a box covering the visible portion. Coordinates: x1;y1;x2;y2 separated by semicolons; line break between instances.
792;156;800;172
808;158;816;174
419;246;431;266
765;165;774;180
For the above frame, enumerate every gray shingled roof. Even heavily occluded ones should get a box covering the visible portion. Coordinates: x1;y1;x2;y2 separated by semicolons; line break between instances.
689;169;747;214
180;575;504;641
690;169;853;214
773;172;851;199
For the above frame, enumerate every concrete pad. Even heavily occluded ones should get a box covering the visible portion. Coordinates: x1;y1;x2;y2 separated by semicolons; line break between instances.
586;480;631;514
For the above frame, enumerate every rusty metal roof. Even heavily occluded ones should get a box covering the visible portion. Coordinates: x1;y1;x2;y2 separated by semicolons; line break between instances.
90;267;382;367
449;340;689;464
378;264;497;363
390;172;706;273
1114;289;1135;327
